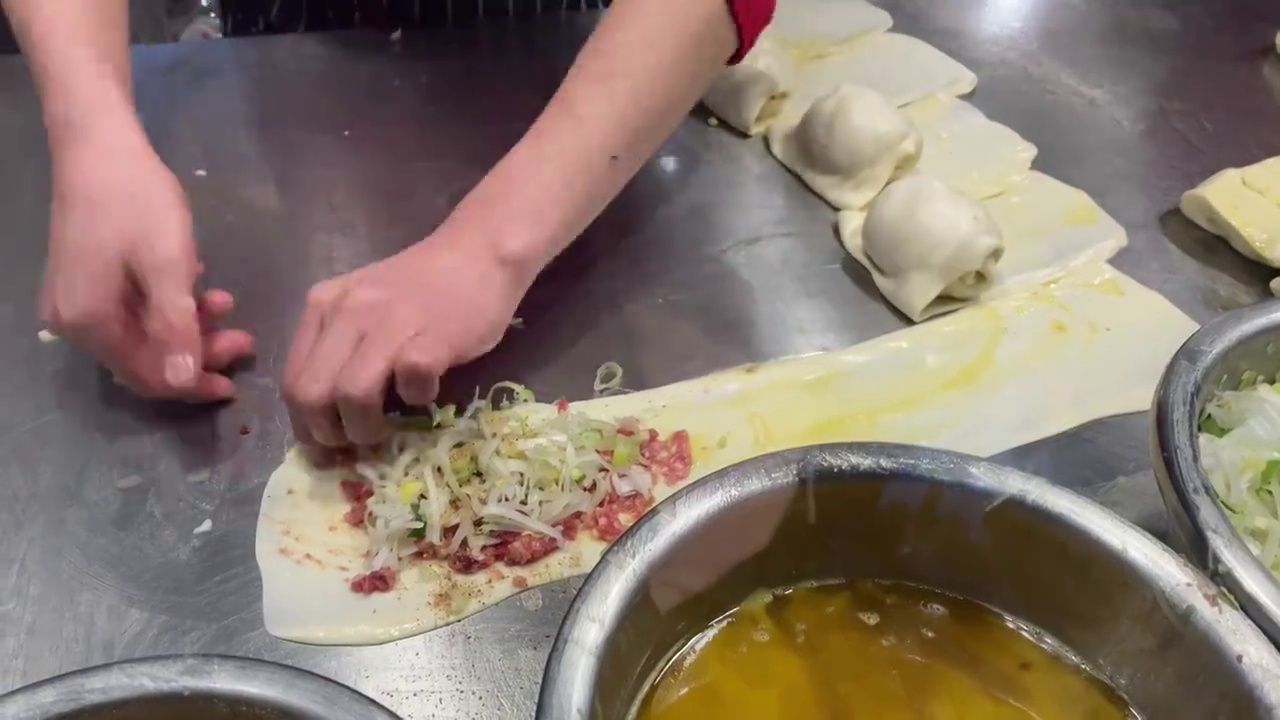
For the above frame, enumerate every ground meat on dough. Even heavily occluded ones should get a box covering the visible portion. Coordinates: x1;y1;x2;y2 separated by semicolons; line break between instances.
447;549;497;574
350;567;397;594
339;478;374;527
339;478;373;504
591;491;654;542
641;429;693;485
495;532;560;566
555;511;585;541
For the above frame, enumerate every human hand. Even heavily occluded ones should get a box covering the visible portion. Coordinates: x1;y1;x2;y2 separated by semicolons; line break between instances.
283;235;529;447
41;130;254;400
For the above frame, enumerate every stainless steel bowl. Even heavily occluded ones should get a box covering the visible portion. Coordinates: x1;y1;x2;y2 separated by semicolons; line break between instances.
1153;300;1280;647
538;443;1280;719
0;655;400;720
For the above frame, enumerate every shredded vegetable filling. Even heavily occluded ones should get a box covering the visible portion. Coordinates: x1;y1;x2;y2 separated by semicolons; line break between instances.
341;384;692;594
1199;380;1280;574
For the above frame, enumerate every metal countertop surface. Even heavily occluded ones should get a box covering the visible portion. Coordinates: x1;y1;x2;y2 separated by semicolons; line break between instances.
2;1;1279;717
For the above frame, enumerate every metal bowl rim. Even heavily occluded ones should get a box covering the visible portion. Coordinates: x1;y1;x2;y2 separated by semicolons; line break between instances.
537;441;1280;719
1153;299;1280;644
0;654;401;719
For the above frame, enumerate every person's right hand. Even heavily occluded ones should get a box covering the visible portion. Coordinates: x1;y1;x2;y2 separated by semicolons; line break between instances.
41;127;254;401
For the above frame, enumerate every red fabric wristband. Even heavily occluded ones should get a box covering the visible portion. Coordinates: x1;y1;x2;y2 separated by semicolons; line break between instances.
725;0;777;64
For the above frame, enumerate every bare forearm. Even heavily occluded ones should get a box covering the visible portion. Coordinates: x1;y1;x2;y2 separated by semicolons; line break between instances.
442;0;738;281
2;0;140;155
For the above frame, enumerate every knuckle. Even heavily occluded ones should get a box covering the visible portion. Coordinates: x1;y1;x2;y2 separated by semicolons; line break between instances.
51;300;105;332
395;345;443;376
124;372;167;398
336;374;383;408
288;382;332;414
340;287;385;314
305;282;339;310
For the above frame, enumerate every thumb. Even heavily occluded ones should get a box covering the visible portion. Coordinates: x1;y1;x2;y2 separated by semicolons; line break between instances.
131;237;202;391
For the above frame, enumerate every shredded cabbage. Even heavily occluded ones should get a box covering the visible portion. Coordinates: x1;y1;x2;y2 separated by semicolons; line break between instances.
357;384;653;570
1200;381;1280;572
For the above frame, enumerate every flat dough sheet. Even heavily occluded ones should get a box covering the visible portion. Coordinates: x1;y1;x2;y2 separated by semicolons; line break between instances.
256;262;1196;645
903;94;1038;201
779;32;978;124
841;171;1128;320
767;0;893;50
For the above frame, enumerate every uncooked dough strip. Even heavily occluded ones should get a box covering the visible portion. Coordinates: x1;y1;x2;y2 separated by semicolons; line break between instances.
256;262;1194;645
778;33;978;124
903;94;1038;201
766;0;893;61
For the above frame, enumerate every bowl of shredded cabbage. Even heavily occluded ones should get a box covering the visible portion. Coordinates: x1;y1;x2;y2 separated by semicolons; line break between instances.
1153;299;1280;647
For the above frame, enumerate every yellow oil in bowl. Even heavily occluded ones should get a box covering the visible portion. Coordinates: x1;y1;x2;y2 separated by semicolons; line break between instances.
634;580;1137;720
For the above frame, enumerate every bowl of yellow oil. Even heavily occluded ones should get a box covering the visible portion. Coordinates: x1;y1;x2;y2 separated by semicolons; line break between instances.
537;444;1280;720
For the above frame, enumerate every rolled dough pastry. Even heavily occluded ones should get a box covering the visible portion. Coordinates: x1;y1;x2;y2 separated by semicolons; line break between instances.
702;38;795;136
767;84;923;210
903;94;1038;201
767;0;893;61
843;175;1003;320
256;262;1197;645
778;33;978;125
841;172;1128;320
1181;161;1280;267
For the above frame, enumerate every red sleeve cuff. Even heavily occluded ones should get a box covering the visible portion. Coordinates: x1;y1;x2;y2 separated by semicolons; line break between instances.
725;0;777;64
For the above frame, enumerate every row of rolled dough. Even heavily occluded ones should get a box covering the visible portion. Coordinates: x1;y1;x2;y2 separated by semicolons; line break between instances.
702;0;1129;322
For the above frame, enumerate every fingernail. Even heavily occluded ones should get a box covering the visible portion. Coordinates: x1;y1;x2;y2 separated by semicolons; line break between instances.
164;353;196;387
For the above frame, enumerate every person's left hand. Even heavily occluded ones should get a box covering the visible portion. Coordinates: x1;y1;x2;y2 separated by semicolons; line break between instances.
282;236;528;447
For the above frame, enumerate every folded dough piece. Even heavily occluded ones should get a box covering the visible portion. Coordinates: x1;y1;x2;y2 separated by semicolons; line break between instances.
841;172;1129;320
768;0;893;61
767;85;922;210
702;38;796;135
902;94;1038;201
1181;162;1280;267
1242;156;1280;205
840;174;1004;321
779;33;978;124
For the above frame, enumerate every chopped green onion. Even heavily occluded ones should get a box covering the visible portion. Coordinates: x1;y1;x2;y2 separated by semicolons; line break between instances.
432;404;457;428
408;502;427;540
614;436;640;467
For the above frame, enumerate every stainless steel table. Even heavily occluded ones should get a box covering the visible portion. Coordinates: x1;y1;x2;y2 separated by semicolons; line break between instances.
2;2;1279;717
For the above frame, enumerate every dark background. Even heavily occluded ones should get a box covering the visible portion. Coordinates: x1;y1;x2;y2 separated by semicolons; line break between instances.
0;0;612;55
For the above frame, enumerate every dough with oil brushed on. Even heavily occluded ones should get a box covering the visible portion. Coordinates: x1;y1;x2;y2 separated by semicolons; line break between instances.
768;84;922;210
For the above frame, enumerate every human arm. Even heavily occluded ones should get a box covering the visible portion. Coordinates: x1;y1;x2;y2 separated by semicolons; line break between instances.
438;0;752;279
284;0;773;446
2;0;252;398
